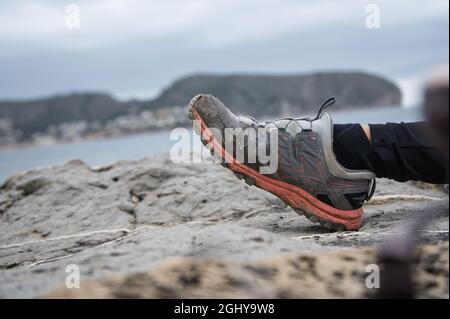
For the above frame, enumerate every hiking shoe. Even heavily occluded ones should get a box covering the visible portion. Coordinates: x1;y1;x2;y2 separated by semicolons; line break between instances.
188;94;376;230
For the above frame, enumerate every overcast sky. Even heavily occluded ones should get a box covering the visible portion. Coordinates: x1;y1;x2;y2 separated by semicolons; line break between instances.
0;0;448;105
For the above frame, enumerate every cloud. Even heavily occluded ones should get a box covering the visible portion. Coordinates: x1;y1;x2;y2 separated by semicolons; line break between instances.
1;0;448;52
0;0;448;102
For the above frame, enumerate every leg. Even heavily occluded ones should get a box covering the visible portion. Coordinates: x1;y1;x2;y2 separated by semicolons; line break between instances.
333;122;448;183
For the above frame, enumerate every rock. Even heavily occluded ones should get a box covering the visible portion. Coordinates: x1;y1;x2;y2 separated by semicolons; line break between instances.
17;177;49;196
0;155;448;298
46;242;449;299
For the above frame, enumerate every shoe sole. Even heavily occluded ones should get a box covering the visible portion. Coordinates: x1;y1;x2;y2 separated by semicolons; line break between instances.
189;107;363;231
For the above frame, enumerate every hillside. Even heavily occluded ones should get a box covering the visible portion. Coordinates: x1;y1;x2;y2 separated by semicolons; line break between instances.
148;72;402;116
0;72;401;142
0;93;141;138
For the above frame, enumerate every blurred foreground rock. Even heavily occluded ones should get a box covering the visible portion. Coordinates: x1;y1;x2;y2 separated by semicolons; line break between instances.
47;242;448;299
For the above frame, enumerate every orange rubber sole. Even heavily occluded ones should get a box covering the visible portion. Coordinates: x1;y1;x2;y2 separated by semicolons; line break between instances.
192;110;363;231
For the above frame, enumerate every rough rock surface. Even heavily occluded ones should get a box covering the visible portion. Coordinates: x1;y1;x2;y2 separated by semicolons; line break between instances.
0;156;448;298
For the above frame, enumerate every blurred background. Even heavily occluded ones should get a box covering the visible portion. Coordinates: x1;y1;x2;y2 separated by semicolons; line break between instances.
0;0;448;182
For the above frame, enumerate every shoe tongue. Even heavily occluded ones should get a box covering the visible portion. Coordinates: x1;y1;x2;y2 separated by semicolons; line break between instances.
239;114;328;138
269;118;315;137
285;121;304;136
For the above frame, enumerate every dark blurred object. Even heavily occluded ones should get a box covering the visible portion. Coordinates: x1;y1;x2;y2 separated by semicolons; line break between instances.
424;66;449;146
376;65;449;299
376;227;417;298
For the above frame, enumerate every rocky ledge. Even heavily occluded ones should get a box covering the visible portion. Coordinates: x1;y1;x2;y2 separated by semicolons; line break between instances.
0;156;448;298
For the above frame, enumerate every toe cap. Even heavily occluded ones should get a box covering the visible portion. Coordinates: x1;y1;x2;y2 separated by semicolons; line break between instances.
188;94;240;130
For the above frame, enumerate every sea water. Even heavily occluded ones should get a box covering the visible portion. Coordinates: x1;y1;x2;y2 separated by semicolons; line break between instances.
0;106;424;182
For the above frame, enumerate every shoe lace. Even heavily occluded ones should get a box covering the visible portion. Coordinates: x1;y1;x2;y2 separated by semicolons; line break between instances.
253;97;336;128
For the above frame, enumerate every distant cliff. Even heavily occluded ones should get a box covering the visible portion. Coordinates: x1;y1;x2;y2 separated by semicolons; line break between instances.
147;72;402;116
0;72;401;143
0;93;141;139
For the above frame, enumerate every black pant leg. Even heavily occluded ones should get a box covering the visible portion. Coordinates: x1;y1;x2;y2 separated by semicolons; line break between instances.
333;122;448;183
